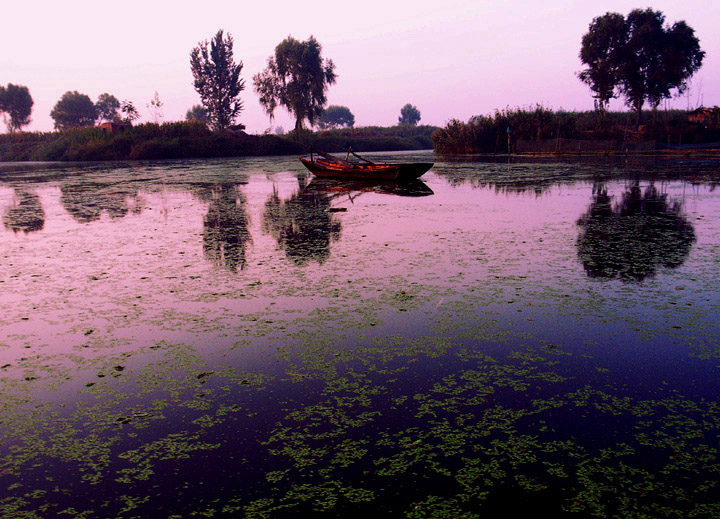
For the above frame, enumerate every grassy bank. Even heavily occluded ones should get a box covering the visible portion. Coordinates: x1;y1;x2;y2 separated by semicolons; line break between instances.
431;106;720;155
0;122;437;162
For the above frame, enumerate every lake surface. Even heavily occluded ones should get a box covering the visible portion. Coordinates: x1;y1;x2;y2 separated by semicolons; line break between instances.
1;152;719;518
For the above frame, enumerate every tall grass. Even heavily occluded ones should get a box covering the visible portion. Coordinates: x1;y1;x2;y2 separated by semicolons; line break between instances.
431;106;719;154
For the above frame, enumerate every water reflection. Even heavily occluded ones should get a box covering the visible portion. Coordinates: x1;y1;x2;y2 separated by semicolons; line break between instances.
576;181;696;281
60;181;142;222
303;178;434;199
2;188;45;233
262;178;342;266
199;184;252;271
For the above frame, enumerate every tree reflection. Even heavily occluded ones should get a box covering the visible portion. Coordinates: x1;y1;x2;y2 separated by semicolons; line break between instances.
60;182;141;223
262;180;341;266
201;184;251;271
576;182;696;281
3;189;45;234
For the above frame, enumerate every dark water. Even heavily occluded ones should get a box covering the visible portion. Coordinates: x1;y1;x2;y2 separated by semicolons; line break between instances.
1;153;720;518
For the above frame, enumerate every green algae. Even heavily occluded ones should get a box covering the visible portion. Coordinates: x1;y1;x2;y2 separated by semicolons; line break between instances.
1;157;720;518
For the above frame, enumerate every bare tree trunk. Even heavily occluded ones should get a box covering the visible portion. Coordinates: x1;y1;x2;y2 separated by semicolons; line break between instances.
634;99;643;128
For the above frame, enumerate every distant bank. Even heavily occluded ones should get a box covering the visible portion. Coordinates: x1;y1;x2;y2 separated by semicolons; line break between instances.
431;106;720;157
0;122;437;163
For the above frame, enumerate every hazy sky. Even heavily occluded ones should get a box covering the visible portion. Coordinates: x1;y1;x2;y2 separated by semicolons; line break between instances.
2;0;718;134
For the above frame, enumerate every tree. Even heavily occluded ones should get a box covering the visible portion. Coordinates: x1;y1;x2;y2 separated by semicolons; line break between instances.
120;100;140;123
579;9;704;125
398;103;421;126
50;91;97;130
253;35;336;134
578;13;626;111
190;29;245;131
186;104;209;123
95;93;121;122
318;105;354;129
0;84;34;132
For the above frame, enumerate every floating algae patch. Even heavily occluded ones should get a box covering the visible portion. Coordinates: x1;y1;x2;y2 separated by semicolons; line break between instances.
2;155;720;517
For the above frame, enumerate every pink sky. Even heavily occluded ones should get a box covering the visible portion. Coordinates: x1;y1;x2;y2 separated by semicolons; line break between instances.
2;0;718;134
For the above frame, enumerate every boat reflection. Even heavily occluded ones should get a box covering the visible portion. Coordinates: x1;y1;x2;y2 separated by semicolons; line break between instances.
303;178;434;199
2;188;45;234
576;181;696;281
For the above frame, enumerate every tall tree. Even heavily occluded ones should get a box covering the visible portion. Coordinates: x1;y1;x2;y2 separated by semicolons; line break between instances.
0;84;34;132
398;104;421;126
578;13;626;111
253;36;336;134
50;91;97;130
579;9;704;126
317;105;354;129
190;29;245;131
95;93;121;122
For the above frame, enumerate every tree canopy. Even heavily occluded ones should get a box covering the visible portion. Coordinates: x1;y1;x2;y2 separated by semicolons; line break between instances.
579;9;704;124
253;35;336;134
95;93;121;122
0;84;34;132
190;29;245;131
186;104;209;124
50;91;97;130
398;104;421;126
318;105;354;129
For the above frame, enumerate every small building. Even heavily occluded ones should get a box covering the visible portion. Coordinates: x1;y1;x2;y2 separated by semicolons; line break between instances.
98;121;132;134
687;107;720;128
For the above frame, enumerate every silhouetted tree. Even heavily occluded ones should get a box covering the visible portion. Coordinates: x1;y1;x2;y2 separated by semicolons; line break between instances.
50;91;98;130
318;105;355;129
0;83;34;132
120;100;140;123
190;29;245;131
95;93;121;122
578;13;626;111
398;104;421;126
579;9;704;125
253;35;336;134
186;104;209;123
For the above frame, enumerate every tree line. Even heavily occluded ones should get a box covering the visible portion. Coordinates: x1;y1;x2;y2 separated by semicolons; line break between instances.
1;31;422;136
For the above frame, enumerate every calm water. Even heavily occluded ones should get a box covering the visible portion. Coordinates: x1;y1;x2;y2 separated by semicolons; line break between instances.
1;153;719;518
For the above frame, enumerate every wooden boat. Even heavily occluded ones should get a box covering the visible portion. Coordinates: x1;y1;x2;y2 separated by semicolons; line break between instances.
299;150;433;181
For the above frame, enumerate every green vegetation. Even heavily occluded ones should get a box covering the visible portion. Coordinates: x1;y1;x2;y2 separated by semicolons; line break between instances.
253;35;336;134
186;104;209;123
0;122;436;162
95;93;121;123
431;105;720;155
50;91;98;130
190;30;245;131
318;105;355;129
579;9;704;125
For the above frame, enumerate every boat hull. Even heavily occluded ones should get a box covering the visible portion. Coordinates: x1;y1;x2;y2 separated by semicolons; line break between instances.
300;157;432;181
